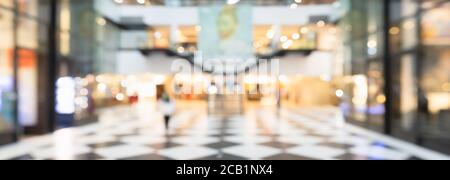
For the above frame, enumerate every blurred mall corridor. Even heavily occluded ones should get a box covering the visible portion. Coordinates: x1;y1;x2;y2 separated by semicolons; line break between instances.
1;0;449;160
0;102;448;160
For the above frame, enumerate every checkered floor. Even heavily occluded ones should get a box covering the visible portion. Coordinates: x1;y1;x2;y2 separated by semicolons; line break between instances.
1;104;449;160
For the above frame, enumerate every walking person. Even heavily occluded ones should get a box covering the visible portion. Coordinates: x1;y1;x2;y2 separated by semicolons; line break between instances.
158;92;176;132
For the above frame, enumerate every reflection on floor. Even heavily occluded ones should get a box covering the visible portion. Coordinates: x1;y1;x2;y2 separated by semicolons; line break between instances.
0;103;449;160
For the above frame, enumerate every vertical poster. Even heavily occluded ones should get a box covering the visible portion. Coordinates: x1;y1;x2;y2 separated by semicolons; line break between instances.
198;5;253;63
18;49;38;127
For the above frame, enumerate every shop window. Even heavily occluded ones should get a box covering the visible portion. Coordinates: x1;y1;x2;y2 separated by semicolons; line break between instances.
414;1;450;152
151;26;170;49
0;9;15;143
421;2;450;46
366;61;386;131
390;0;419;22
398;54;418;132
420;2;450;116
17;17;39;50
176;26;198;54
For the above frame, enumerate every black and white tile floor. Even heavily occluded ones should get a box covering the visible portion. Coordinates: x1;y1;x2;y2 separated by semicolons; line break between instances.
1;104;449;160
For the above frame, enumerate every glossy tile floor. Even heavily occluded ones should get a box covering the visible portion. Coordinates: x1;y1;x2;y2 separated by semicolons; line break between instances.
0;103;449;160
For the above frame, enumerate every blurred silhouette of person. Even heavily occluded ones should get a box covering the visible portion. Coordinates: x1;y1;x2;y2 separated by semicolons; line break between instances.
158;91;176;132
418;88;429;117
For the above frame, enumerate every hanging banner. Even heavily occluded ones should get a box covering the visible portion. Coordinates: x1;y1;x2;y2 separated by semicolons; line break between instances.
198;5;254;64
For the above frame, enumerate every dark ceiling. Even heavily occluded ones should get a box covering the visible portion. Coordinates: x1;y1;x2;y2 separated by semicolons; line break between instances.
114;0;337;6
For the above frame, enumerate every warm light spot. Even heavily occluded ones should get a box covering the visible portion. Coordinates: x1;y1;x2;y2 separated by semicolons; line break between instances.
377;95;387;104
389;27;400;35
442;83;450;92
336;89;344;98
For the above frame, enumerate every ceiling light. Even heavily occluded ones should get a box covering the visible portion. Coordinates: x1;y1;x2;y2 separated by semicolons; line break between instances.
136;0;145;5
280;36;288;42
96;17;106;26
114;0;124;4
282;40;293;49
389;27;400;35
154;31;162;39
300;27;309;34
195;25;202;32
333;2;341;8
266;30;275;39
367;40;377;48
317;20;326;27
227;0;240;5
177;46;185;53
290;3;298;9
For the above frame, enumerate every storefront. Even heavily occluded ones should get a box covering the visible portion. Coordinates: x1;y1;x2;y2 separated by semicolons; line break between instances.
1;0;120;143
55;0;121;128
337;0;450;154
390;0;450;153
0;0;61;145
0;1;16;144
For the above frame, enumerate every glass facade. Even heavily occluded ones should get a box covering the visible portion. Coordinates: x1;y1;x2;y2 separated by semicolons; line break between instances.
338;0;386;132
0;0;53;144
393;0;450;153
18;0;50;133
56;0;120;128
58;0;119;76
338;0;450;153
1;0;122;142
0;3;15;144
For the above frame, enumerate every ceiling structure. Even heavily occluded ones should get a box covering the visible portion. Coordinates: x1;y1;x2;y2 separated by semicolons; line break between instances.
112;0;337;6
